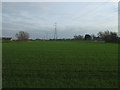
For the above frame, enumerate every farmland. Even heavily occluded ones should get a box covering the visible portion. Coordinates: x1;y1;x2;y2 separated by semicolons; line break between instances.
2;41;118;88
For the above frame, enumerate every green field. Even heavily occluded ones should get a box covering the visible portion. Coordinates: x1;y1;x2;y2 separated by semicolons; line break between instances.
2;41;118;88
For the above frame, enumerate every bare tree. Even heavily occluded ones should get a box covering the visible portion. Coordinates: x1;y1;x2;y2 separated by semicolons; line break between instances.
16;31;29;41
97;30;118;43
91;34;95;40
74;35;83;40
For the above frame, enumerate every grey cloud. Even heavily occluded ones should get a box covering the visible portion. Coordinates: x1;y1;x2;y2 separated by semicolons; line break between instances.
2;2;118;39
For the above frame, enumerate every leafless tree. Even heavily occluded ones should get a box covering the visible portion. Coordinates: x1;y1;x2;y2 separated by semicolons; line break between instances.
74;35;83;40
97;30;118;43
16;31;29;41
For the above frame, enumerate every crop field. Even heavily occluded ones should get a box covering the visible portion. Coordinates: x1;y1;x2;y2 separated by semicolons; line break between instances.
2;41;118;88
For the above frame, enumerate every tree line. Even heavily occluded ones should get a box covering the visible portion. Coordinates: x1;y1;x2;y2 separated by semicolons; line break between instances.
73;31;120;43
15;31;120;43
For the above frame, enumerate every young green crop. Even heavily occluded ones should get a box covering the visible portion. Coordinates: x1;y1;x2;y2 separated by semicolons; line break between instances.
2;41;118;88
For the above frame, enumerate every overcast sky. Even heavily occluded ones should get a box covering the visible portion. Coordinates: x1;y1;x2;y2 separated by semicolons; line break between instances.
2;2;118;39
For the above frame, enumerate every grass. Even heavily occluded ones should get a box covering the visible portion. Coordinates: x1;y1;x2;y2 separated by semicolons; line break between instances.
2;41;118;88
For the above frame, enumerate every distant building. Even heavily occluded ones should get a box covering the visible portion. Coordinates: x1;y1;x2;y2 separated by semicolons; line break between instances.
35;38;41;40
93;37;103;41
2;37;12;40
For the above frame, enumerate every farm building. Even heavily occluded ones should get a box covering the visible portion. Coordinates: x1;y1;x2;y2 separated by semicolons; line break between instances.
2;37;12;40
